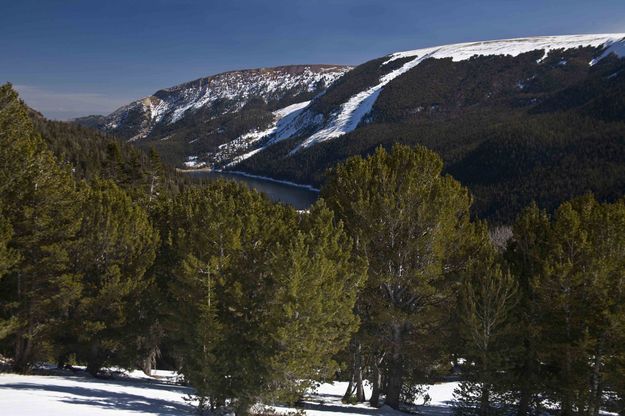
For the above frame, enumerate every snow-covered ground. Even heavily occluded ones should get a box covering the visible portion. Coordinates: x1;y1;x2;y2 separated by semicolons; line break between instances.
0;369;193;415
0;368;459;416
279;381;457;416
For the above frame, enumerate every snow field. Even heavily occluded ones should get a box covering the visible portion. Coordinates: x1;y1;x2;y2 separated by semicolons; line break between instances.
0;369;459;416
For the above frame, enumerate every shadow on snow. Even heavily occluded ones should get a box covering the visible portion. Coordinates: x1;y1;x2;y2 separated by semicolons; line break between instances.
0;382;192;416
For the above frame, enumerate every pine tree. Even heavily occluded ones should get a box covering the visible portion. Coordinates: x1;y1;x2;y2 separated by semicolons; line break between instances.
65;179;158;375
453;242;518;416
263;201;365;403
0;84;83;372
322;144;480;409
164;182;364;414
504;204;551;416
507;196;625;416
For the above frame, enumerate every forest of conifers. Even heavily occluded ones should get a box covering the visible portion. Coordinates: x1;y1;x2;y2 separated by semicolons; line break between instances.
1;82;625;416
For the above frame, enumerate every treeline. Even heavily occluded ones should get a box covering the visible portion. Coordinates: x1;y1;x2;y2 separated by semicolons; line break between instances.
1;83;625;416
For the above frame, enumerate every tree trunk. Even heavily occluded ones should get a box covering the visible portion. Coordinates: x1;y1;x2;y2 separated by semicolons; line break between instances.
561;346;573;416
13;329;33;373
479;383;491;416
355;344;365;402
86;360;103;377
385;324;403;410
343;348;356;402
517;350;532;416
234;398;251;416
385;356;403;409
370;358;382;407
86;344;104;377
342;378;355;402
57;352;69;369
140;347;159;376
355;366;365;402
587;335;605;416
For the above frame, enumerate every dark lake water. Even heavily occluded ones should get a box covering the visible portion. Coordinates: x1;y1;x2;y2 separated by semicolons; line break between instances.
185;170;319;210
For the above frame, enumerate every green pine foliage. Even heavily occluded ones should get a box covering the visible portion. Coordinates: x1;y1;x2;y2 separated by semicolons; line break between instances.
453;250;518;416
506;196;625;416
162;182;365;413
0;207;16;280
321;144;486;409
0;84;83;371
63;179;159;375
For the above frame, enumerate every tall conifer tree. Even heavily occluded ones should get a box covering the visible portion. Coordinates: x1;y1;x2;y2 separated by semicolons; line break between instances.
322;144;482;409
65;179;158;375
0;84;82;371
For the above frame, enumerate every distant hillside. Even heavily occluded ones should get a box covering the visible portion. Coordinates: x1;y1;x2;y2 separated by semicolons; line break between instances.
234;34;625;222
30;106;186;199
74;65;352;166
75;34;625;222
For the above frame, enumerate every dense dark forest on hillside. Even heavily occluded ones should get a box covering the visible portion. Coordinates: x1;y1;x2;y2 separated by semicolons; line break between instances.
2;81;625;416
238;48;625;223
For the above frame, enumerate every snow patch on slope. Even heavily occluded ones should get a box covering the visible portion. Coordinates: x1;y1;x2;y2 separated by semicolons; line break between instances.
198;100;311;167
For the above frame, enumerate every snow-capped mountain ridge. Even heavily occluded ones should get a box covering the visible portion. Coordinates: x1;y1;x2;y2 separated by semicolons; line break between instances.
91;65;352;141
385;33;625;64
285;33;625;153
75;34;625;169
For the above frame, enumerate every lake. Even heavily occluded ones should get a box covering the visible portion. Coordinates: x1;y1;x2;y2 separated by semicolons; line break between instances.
185;170;319;210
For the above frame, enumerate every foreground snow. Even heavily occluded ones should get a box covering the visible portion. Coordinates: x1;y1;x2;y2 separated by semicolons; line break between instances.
0;369;193;416
0;368;459;416
280;381;458;416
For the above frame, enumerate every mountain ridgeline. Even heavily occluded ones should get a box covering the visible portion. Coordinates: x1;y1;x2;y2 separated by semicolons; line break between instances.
76;34;625;222
75;65;352;167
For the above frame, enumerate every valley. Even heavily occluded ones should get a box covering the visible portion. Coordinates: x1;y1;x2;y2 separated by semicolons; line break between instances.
76;34;625;221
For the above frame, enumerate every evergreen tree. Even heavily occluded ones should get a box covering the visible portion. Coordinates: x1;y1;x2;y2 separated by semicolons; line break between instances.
0;84;83;371
65;179;159;375
453;243;518;416
262;201;365;403
322;144;481;409
164;182;364;414
507;196;625;416
504;204;551;416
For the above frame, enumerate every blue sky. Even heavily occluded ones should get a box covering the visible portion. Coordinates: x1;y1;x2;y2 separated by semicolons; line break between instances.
2;0;625;119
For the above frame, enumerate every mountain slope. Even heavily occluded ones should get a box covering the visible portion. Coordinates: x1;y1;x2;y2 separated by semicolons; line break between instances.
77;34;625;222
75;65;351;165
235;34;625;222
253;34;625;153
